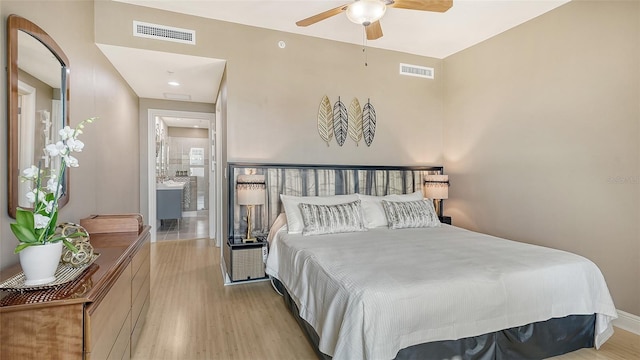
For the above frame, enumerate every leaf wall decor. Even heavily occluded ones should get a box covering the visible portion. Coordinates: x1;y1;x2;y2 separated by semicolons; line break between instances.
348;98;363;146
363;98;376;147
333;96;348;147
317;95;333;146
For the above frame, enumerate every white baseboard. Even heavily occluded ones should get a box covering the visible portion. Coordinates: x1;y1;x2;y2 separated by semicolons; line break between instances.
613;309;640;335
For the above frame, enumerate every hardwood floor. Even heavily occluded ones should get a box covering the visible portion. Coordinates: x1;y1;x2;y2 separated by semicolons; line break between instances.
131;238;316;360
156;210;209;241
132;239;640;360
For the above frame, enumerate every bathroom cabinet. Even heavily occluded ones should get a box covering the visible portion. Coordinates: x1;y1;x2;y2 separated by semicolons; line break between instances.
157;186;183;221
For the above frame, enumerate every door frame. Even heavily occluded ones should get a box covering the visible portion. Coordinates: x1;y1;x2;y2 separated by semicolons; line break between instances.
146;109;217;243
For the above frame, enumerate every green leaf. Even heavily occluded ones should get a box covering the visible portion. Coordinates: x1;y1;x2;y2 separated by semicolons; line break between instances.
65;232;88;238
10;223;38;243
62;239;79;253
14;242;38;253
43;211;59;241
15;208;34;229
50;211;59;226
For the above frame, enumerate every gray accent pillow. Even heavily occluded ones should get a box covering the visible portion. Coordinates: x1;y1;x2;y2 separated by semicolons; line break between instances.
382;199;441;229
299;200;367;236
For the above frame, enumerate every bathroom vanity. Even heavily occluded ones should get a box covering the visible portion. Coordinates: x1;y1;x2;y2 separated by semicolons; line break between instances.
156;181;184;221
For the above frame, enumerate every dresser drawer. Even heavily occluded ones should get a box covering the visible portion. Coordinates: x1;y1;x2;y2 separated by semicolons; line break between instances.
131;246;150;305
131;238;150;277
107;310;131;360
131;291;150;351
85;264;132;360
132;271;150;330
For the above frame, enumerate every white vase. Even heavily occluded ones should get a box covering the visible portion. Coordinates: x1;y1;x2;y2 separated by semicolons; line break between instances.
19;241;63;286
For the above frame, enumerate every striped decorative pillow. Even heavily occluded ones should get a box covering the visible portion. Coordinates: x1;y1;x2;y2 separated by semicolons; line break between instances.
382;199;441;229
298;200;367;236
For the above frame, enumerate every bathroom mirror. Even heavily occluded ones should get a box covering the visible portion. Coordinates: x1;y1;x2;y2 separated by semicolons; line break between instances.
7;15;70;218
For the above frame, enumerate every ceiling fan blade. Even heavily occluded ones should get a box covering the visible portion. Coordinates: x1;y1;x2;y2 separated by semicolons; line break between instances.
389;0;453;12
296;4;350;27
365;21;383;40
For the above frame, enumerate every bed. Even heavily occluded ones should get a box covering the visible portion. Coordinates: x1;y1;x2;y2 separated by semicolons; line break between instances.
227;163;618;360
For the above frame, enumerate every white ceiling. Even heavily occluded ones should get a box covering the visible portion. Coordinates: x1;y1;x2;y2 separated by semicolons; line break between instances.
99;0;570;127
97;44;226;104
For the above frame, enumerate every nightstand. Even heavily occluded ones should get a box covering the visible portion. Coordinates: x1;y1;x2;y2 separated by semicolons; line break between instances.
223;236;268;282
439;216;452;225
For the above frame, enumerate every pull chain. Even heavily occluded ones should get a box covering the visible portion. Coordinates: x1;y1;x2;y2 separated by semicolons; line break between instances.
362;28;368;67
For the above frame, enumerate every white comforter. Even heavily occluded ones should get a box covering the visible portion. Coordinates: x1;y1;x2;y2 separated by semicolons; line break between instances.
266;225;618;360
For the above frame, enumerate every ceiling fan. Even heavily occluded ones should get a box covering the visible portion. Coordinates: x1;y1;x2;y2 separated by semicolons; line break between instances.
296;0;453;40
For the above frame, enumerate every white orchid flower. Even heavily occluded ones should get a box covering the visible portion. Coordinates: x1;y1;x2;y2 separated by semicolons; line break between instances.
33;214;51;229
26;189;45;204
64;154;79;167
67;138;85;152
59;126;75;140
46;177;60;194
46;141;68;157
22;165;40;180
45;200;55;214
25;190;36;204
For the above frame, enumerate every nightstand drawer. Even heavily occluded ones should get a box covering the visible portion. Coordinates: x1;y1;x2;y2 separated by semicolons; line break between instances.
225;242;267;282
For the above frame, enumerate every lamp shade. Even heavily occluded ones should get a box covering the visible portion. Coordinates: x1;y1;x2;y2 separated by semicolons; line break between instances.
346;0;386;26
237;174;265;205
423;175;449;200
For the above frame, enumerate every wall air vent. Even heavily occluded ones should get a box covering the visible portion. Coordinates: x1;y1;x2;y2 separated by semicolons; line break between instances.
399;63;434;79
133;21;196;45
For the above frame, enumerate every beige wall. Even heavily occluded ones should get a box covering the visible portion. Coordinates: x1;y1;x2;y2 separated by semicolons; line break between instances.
443;0;640;314
1;1;140;269
95;1;445;167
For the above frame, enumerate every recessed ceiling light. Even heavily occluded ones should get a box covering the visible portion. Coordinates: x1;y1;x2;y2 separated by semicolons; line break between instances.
168;81;180;86
193;125;199;128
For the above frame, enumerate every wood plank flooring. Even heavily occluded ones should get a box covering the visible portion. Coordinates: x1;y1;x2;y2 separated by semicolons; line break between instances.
132;239;640;360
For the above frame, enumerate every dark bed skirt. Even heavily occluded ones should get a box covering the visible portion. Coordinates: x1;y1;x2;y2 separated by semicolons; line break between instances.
273;278;595;360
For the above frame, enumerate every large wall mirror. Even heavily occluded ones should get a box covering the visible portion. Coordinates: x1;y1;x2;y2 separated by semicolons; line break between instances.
7;15;70;218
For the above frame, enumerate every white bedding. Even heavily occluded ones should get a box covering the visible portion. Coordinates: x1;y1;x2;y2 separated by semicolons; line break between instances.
265;224;618;360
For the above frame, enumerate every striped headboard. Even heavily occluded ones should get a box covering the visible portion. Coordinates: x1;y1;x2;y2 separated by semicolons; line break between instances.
228;163;444;240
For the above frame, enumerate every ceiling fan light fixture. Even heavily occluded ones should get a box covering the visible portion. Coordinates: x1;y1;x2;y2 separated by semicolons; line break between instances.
346;0;387;26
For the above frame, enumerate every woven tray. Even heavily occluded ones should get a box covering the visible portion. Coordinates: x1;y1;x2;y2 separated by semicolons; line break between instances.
0;253;100;292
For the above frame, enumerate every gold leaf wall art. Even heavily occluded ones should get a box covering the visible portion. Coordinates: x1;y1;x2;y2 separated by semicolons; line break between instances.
317;95;333;146
348;98;363;146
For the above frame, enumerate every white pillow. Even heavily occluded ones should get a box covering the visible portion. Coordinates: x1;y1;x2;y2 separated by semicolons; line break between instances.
357;191;424;228
382;199;441;229
280;194;359;234
299;200;366;236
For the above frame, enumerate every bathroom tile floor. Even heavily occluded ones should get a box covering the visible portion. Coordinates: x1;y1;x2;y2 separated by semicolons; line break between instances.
156;210;209;241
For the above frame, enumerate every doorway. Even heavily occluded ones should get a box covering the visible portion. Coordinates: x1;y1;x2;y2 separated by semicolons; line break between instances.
147;109;218;243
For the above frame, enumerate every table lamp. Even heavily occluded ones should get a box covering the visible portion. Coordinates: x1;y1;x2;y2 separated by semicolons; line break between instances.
236;174;266;243
423;174;449;217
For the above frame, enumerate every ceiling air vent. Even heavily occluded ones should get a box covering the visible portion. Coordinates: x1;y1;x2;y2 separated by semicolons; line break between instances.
133;21;196;45
399;63;434;79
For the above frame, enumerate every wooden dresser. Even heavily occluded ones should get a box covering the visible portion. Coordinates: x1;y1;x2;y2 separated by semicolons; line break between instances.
0;226;151;360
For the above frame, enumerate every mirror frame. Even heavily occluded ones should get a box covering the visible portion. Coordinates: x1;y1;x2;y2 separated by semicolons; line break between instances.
7;15;70;218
